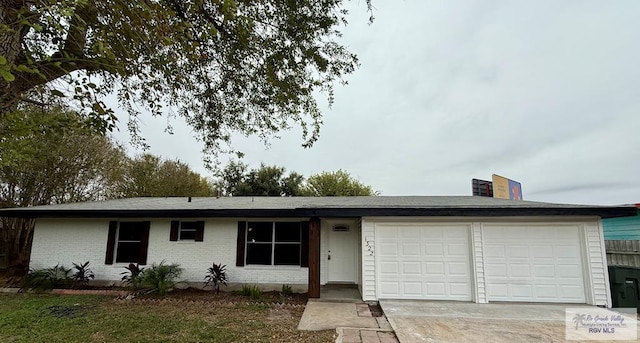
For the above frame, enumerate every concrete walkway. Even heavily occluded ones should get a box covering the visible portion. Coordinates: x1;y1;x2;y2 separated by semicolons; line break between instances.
298;300;399;343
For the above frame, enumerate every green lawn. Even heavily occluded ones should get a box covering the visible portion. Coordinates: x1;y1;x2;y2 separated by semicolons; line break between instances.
0;294;334;343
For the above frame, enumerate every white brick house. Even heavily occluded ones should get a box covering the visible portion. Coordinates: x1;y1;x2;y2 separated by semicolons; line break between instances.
1;196;633;306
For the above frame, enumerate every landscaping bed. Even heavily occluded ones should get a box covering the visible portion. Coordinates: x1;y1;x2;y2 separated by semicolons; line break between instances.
0;292;334;343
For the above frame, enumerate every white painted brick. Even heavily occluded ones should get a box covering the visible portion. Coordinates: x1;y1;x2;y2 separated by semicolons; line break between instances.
30;218;307;286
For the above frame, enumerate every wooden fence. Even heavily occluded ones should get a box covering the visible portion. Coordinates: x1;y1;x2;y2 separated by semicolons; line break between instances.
606;240;640;267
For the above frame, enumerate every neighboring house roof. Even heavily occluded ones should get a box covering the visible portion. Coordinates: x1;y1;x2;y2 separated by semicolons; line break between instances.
0;196;634;218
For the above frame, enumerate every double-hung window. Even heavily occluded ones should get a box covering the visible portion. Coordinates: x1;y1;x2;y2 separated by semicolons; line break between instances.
105;221;150;265
169;220;205;242
246;222;301;265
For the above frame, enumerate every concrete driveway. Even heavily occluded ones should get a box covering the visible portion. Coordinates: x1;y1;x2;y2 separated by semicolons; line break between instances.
379;300;635;343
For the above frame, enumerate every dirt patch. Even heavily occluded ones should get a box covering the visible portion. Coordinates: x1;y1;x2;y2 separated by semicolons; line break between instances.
268;308;294;321
134;288;309;305
368;302;384;317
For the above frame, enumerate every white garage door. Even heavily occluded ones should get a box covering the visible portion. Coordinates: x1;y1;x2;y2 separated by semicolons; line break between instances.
483;225;586;303
375;224;472;300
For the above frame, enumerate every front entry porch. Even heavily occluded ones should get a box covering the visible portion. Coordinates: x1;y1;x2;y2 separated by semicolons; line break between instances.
308;217;362;298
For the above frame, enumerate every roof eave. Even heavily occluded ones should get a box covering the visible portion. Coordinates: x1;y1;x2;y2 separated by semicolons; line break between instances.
0;206;634;219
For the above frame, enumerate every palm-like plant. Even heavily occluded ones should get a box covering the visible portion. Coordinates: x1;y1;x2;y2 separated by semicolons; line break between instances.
204;262;228;294
71;261;95;287
121;263;145;289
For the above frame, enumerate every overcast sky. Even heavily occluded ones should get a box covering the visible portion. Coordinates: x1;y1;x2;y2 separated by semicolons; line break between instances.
113;0;640;206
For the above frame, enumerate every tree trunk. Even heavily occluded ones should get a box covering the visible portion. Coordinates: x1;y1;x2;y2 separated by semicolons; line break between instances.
0;1;31;116
0;217;35;275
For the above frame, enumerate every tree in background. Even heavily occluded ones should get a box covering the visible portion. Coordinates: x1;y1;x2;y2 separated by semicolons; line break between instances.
116;154;214;197
301;170;376;196
0;1;371;161
0;106;126;270
216;162;376;197
217;162;304;196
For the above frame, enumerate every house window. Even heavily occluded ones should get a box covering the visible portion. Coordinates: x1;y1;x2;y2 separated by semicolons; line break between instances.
179;221;198;240
169;220;204;242
115;221;149;264
246;222;301;265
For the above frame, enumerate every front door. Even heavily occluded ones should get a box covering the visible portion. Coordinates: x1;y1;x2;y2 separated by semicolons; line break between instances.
327;223;356;283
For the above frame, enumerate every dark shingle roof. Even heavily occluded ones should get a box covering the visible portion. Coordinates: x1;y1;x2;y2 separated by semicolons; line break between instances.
0;196;634;218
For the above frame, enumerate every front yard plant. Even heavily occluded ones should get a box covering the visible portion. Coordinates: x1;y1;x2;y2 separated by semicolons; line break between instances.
120;263;144;289
70;261;95;287
142;261;183;295
204;262;228;294
23;264;71;291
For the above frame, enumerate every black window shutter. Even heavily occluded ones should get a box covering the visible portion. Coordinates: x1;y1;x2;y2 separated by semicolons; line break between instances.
195;221;205;242
105;221;118;265
138;221;151;265
236;221;246;266
170;220;179;241
300;221;309;267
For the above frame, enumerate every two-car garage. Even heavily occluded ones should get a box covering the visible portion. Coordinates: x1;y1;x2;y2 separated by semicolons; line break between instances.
369;220;599;305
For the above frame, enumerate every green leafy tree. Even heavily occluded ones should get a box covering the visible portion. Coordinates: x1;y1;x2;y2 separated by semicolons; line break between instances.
217;162;304;196
301;170;377;196
0;105;126;271
0;0;371;159
117;154;214;197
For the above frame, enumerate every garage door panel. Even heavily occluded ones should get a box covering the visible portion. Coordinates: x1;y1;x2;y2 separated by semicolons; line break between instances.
533;265;555;277
484;225;586;303
425;262;444;275
510;264;531;277
402;262;421;275
403;282;422;296
376;224;472;301
448;262;469;275
379;243;399;256
484;245;505;257
379;282;399;296
380;261;399;274
402;243;421;255
447;243;467;256
426;282;446;296
506;246;530;258
486;263;507;277
532;246;553;258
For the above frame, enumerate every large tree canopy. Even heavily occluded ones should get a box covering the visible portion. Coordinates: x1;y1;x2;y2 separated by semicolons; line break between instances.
216;161;304;196
116;153;214;197
0;105;126;270
301;169;376;196
0;0;369;159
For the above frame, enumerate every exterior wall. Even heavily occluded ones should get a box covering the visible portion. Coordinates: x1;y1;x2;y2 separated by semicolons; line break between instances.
361;220;376;301
361;216;610;306
471;222;487;303
603;211;640;240
585;221;611;306
30;218;308;287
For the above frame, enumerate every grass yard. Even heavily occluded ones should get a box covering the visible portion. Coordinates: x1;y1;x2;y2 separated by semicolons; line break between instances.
0;293;335;343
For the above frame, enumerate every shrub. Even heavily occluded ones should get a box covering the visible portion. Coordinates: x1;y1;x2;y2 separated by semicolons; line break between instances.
236;284;262;299
23;264;71;291
71;261;95;287
142;261;183;295
281;284;293;297
204;262;228;294
238;284;252;296
121;263;145;289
